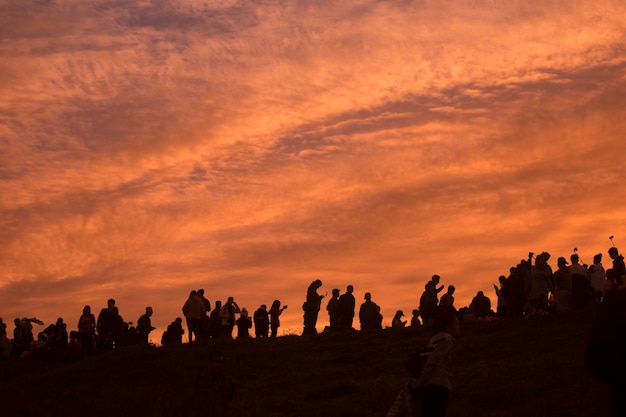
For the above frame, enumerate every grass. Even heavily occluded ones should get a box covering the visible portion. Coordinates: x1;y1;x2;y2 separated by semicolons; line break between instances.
0;306;612;417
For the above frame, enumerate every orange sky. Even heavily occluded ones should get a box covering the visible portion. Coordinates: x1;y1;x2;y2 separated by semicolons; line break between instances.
1;0;626;343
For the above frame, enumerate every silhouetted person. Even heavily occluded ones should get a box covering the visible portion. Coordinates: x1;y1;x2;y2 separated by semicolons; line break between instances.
220;297;241;339
410;309;422;328
253;305;270;338
338;285;356;330
359;292;382;331
608;247;625;286
137;306;156;345
570;253;592;309
0;318;10;358
552;257;572;312
586;287;626;417
508;261;529;317
529;252;553;315
196;351;236;417
97;298;121;350
589;253;606;302
326;288;340;331
182;290;205;343
303;279;324;335
392;310;407;328
77;305;96;356
469;291;492;319
209;300;222;339
439;285;455;314
197;288;212;340
236;308;252;339
493;276;510;317
269;300;287;338
420;275;444;326
162;317;184;346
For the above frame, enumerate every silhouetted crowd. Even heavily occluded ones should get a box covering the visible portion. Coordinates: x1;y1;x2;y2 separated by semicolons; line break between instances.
1;243;625;367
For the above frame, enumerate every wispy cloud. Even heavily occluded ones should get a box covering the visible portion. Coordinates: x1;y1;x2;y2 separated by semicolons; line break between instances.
1;0;626;336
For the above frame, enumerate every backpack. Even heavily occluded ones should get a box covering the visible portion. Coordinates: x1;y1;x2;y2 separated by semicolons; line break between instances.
405;345;435;378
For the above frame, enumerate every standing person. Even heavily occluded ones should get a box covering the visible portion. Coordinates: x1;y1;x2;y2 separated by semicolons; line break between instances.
569;253;592;309
338;285;356;330
209;300;222;339
359;292;381;331
589;253;607;302
326;289;340;331
235;309;252;339
196;351;237;417
220;297;241;339
302;279;324;335
77;305;96;356
97;298;121;350
608;247;625;286
493;276;509;317
197;289;212;340
528;252;553;315
182;290;205;343
552;257;573;313
137;306;156;345
420;275;444;326
414;310;460;417
253;305;270;338
269;300;288;338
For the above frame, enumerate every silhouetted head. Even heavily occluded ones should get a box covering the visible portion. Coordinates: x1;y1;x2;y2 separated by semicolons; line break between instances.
447;285;456;294
260;304;266;310
198;289;205;295
241;308;248;317
83;305;91;315
332;288;340;297
594;253;603;264
227;296;234;304
146;307;153;316
412;309;420;316
347;285;354;293
571;254;580;264
190;290;197;297
175;317;182;323
107;299;116;308
215;300;222;309
314;279;322;287
395;310;404;318
432;275;441;284
271;300;280;309
609;247;619;259
364;292;371;301
558;257;569;267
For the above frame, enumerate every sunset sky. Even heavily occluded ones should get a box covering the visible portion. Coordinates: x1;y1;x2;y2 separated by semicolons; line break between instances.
2;0;626;342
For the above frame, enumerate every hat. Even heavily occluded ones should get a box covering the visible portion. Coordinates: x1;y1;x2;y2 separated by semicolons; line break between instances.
558;256;568;265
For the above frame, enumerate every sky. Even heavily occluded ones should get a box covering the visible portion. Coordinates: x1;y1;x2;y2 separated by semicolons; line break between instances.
2;0;626;343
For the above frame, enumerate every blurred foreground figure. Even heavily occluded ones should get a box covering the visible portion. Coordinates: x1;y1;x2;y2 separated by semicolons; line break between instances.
386;310;459;417
586;287;626;417
196;351;237;417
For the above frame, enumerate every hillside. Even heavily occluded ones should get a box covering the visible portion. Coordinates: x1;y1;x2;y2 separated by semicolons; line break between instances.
0;307;611;417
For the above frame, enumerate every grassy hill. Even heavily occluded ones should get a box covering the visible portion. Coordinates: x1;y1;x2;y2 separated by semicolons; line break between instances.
0;307;612;417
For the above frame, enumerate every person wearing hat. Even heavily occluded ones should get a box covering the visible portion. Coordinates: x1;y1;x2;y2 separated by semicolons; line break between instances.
391;310;407;328
552;256;572;312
